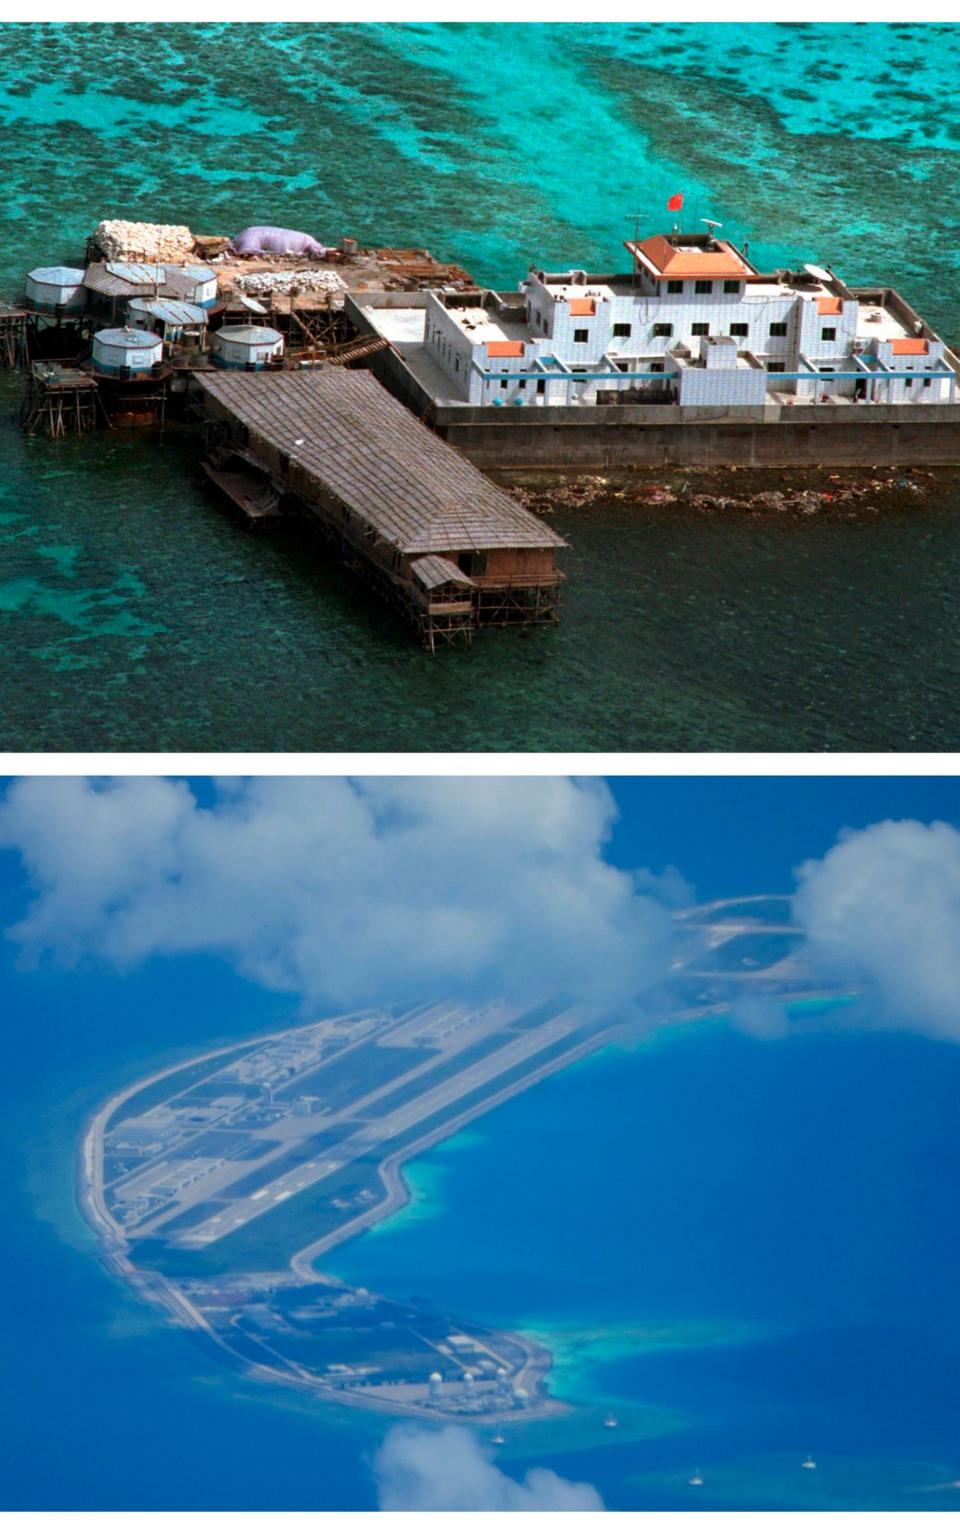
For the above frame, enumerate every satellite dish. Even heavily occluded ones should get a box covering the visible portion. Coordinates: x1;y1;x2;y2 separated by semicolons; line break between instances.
804;263;833;283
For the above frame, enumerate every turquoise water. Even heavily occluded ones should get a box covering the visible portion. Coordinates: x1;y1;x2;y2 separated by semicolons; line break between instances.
332;1016;960;1510
2;22;960;749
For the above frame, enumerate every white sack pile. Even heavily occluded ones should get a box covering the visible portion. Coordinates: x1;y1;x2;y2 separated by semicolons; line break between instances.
93;220;197;263
234;268;348;297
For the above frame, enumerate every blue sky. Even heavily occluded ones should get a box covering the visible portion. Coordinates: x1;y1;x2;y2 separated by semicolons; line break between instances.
604;776;960;901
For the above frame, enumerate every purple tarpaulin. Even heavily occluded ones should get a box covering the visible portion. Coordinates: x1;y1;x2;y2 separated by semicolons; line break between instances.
232;226;327;258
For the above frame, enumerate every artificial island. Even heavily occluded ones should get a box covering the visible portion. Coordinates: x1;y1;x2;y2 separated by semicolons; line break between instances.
78;896;838;1425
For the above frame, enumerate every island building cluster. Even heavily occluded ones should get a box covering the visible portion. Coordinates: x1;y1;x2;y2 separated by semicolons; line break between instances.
7;216;959;647
82;899;807;1423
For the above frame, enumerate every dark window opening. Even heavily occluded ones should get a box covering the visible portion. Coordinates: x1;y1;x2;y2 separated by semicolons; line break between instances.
695;280;713;294
667;280;683;294
821;327;837;341
653;322;673;337
766;361;786;374
536;379;546;394
691;322;709;337
613;322;632;337
573;328;589;343
730;323;748;337
650;361;665;374
769;321;788;337
723;280;741;294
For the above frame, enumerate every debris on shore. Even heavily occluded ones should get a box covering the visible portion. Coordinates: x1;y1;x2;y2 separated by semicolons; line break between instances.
510;468;938;518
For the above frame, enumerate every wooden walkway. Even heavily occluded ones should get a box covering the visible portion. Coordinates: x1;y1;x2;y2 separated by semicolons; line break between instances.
194;368;563;555
193;368;566;647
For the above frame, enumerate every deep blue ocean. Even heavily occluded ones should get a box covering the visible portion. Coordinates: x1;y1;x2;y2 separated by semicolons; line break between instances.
3;22;960;750
2;778;960;1511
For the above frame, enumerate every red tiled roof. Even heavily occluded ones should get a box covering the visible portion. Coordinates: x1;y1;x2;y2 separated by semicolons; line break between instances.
891;337;928;355
567;297;596;316
630;234;751;280
817;296;843;316
486;340;524;357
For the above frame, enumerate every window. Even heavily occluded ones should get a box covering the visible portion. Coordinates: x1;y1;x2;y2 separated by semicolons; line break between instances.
695;280;713;294
769;321;788;337
613;322;632;338
536;379;545;395
454;358;459;371
667;279;683;294
574;328;589;343
821;327;837;341
653;322;673;337
923;377;932;389
500;379;509;389
766;361;786;374
904;377;913;389
518;379;526;390
730;323;748;337
650;361;664;374
723;280;741;294
818;366;835;374
691;322;709;336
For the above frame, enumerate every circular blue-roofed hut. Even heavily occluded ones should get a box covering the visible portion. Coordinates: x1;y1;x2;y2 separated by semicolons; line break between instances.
91;326;164;377
211;324;284;370
25;266;86;312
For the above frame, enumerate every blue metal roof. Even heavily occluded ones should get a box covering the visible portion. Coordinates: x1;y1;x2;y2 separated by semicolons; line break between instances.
105;261;165;285
28;266;86;285
94;327;162;348
217;325;283;344
128;299;207;326
180;265;216;283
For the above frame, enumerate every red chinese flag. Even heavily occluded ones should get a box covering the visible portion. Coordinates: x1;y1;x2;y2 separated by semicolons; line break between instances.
667;192;684;212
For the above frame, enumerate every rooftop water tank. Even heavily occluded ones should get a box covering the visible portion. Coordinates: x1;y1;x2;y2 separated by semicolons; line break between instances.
25;266;86;312
91;326;164;378
212;324;284;371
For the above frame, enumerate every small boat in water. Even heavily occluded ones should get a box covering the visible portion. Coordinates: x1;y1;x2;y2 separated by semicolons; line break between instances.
801;1454;817;1471
689;1469;705;1487
491;1428;505;1446
201;447;282;525
603;1412;619;1429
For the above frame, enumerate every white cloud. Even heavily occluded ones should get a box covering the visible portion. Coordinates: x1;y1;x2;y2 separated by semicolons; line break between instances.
372;1424;604;1511
792;818;960;1040
729;993;790;1040
0;776;678;1010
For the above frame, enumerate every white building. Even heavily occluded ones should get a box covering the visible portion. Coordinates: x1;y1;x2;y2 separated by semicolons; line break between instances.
368;230;957;410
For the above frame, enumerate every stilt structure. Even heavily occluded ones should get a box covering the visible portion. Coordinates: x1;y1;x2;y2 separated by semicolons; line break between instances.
0;303;28;368
20;361;105;438
283;290;355;364
193;368;566;648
